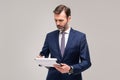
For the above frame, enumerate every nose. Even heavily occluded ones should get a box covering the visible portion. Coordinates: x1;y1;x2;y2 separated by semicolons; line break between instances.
56;21;60;25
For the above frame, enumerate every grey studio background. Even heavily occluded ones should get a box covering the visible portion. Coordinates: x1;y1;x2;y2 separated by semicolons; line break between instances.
0;0;120;80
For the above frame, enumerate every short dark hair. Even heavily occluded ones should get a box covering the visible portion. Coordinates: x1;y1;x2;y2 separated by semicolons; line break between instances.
53;4;71;18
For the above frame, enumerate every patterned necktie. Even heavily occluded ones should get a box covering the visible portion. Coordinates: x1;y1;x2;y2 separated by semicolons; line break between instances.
61;32;65;56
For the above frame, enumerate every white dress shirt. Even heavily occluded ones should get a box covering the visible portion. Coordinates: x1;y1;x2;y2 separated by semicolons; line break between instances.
59;27;71;49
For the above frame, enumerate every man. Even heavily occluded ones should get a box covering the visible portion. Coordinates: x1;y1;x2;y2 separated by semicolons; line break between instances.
37;4;91;80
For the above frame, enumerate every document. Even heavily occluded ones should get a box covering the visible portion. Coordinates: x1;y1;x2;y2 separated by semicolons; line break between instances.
35;58;57;67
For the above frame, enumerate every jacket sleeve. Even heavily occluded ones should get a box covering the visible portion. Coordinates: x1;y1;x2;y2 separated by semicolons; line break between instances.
40;34;50;58
72;34;92;74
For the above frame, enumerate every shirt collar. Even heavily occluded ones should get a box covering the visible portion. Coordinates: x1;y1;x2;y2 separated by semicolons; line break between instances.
59;27;71;34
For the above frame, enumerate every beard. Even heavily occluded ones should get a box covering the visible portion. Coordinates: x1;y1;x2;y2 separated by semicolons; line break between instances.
57;23;68;32
57;25;65;31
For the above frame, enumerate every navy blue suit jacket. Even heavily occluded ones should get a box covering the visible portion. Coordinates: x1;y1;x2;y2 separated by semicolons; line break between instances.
40;28;91;80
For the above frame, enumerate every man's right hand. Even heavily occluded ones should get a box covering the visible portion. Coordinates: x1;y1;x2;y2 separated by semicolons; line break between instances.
36;55;44;67
36;55;50;69
36;55;45;58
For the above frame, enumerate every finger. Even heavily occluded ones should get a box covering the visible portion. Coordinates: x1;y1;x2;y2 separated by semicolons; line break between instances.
60;63;66;66
54;64;61;68
36;55;44;58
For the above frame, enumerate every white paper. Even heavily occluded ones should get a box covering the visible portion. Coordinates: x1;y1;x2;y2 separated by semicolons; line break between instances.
34;58;57;67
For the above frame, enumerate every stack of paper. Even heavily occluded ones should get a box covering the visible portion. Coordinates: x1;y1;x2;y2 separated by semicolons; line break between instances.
34;58;57;67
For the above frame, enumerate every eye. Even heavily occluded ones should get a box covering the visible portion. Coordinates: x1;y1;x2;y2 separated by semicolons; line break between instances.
54;19;57;22
59;20;64;22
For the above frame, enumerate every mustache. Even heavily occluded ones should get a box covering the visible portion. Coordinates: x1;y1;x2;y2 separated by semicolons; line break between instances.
57;25;61;27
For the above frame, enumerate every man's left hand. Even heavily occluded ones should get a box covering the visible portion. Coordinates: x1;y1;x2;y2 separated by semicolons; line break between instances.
53;63;71;73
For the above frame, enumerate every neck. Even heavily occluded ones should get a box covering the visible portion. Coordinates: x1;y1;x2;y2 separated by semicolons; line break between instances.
63;24;69;32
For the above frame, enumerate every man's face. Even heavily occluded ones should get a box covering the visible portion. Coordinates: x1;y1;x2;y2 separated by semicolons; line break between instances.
54;11;71;31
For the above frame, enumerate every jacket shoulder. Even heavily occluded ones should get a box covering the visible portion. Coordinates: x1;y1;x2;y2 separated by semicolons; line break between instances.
72;28;86;36
46;30;59;37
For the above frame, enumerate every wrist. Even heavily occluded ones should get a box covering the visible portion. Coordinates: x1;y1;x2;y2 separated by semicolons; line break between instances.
68;66;73;74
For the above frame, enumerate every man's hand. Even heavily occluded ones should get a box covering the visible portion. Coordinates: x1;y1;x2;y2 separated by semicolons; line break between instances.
53;63;71;73
36;55;44;58
36;55;47;67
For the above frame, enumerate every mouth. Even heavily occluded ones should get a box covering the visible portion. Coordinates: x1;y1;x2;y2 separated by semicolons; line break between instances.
57;25;64;28
57;26;64;31
57;25;61;27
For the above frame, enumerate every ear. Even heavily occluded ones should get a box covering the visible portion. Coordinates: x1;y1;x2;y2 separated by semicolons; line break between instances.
68;16;71;22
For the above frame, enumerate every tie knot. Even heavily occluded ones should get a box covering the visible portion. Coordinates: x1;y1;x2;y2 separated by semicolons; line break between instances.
61;31;66;35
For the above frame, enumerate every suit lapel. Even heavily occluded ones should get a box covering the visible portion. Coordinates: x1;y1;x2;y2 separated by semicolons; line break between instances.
54;30;63;59
63;28;75;58
54;29;75;60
